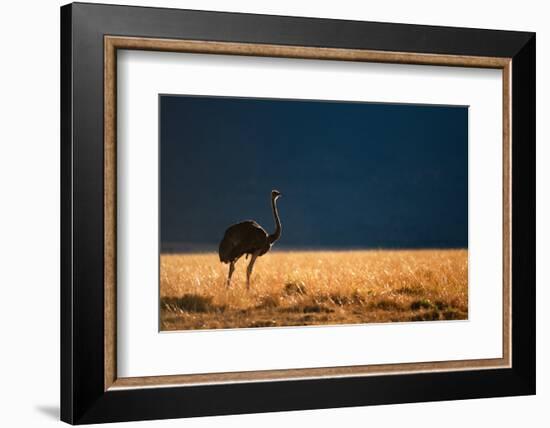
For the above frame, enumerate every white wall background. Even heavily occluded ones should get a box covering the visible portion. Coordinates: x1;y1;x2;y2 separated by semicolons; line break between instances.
0;0;546;426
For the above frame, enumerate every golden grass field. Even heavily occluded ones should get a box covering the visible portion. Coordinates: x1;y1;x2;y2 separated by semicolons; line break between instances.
160;249;467;331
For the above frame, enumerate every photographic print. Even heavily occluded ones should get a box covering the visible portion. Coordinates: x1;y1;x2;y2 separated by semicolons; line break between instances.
160;95;468;331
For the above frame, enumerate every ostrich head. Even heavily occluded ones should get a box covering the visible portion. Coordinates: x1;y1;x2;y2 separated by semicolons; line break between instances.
272;189;282;200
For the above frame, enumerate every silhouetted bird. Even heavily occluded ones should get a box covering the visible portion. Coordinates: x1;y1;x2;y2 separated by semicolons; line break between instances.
219;190;282;289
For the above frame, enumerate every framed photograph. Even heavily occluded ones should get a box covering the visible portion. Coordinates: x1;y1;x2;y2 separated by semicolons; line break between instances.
61;2;535;424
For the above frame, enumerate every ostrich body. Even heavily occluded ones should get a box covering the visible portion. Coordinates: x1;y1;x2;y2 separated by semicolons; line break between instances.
219;190;282;289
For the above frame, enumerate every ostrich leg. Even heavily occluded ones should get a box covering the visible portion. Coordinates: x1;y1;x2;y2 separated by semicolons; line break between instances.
226;261;236;288
246;251;260;290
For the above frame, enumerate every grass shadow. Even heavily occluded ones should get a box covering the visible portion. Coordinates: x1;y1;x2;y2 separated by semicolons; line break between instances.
162;294;225;313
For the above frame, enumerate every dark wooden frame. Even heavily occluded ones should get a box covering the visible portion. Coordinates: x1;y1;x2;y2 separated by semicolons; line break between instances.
61;2;535;424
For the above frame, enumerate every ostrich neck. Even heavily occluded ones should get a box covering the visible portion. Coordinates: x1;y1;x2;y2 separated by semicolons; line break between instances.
268;197;281;244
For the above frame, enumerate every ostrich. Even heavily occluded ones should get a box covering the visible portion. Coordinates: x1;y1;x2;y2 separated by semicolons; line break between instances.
218;190;282;289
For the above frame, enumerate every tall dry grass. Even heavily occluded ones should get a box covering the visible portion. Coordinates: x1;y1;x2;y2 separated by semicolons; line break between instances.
160;249;468;331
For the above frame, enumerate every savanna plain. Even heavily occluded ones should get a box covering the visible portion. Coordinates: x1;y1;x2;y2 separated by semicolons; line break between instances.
160;249;468;331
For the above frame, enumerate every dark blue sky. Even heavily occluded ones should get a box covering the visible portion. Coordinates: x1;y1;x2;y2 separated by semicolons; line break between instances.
160;95;467;251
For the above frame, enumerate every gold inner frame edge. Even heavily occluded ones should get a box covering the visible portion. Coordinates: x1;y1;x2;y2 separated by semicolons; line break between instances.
104;35;512;391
